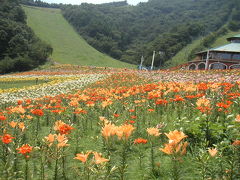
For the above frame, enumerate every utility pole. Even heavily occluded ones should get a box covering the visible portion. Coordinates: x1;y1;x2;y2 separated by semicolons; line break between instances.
139;55;144;70
151;51;156;70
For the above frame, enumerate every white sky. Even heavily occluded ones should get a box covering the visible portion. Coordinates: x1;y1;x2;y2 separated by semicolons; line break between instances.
42;0;148;5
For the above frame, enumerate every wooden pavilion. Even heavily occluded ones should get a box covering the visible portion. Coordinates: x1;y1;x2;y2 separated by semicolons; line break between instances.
188;34;240;70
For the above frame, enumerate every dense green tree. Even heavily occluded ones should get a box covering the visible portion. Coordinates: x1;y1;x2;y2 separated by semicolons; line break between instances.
0;0;52;73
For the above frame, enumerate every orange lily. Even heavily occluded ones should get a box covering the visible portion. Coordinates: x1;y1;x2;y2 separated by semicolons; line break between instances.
93;152;109;164
165;130;187;143
147;127;161;136
74;152;91;163
208;148;218;157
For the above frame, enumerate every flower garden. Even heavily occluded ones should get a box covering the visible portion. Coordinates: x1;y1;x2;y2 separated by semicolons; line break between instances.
0;65;240;179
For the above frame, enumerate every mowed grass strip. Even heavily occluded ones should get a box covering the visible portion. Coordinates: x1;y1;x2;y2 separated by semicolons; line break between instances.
23;6;135;68
0;80;46;89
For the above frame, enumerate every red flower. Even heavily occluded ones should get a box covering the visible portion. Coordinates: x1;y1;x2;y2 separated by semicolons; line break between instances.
1;134;15;144
0;115;6;121
16;144;33;157
86;101;95;106
129;120;135;124
54;121;74;135
173;95;185;102
59;124;74;135
130;115;137;119
155;99;168;105
147;109;155;112
17;100;23;105
25;99;32;104
113;113;120;118
31;109;44;116
134;138;148;144
216;101;232;109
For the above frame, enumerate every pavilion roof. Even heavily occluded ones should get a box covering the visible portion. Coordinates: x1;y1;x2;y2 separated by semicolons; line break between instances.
196;43;240;54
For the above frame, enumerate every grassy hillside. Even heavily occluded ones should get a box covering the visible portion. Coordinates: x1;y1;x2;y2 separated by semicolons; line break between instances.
23;6;135;68
170;38;203;67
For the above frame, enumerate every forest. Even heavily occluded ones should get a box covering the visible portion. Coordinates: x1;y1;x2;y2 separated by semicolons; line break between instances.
61;0;240;67
0;0;52;73
7;0;240;69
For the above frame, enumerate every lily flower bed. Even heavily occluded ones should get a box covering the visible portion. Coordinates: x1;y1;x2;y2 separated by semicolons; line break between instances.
0;68;239;179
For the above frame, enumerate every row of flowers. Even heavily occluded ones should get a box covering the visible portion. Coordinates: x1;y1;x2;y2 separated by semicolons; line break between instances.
0;74;107;104
140;69;240;82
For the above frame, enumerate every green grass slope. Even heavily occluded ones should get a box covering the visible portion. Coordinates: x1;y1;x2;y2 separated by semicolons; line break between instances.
170;38;202;67
23;6;135;68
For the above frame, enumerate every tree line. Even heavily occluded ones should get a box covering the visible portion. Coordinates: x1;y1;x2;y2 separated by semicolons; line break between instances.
20;0;62;8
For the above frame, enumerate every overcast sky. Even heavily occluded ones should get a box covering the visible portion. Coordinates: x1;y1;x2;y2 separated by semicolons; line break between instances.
42;0;148;5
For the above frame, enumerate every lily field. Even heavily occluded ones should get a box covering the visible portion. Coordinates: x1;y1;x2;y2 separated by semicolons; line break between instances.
0;65;240;180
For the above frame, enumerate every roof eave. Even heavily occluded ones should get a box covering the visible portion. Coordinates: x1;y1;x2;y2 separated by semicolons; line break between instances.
195;50;240;55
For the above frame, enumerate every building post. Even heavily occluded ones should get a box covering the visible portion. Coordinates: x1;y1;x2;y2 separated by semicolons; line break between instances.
140;55;144;70
205;50;210;70
151;51;156;70
159;51;164;68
